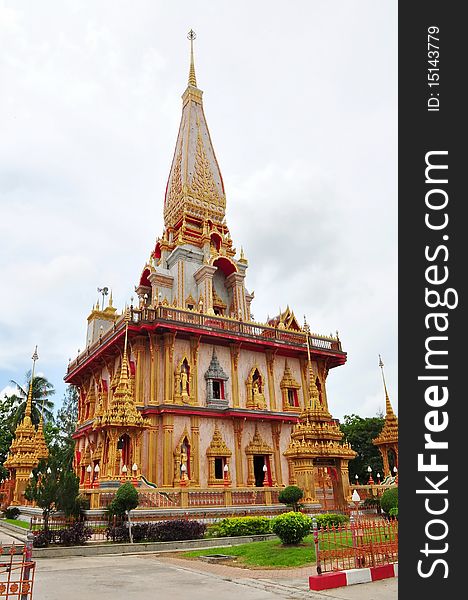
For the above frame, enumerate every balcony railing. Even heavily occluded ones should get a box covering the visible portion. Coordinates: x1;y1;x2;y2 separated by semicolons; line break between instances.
68;305;343;375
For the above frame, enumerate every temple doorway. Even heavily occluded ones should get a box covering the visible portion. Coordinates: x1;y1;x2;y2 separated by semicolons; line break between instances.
253;455;266;487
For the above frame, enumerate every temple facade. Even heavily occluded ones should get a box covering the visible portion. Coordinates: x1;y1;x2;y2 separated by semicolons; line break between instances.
66;34;352;511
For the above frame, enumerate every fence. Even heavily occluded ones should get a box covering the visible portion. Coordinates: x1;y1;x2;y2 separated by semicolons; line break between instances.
0;544;35;599
313;516;398;574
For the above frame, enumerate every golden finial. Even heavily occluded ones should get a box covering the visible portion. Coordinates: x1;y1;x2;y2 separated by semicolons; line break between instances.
379;355;395;417
25;346;39;420
187;29;197;87
109;290;113;308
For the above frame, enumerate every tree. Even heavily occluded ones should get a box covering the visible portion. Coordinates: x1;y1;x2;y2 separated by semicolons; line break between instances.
278;485;304;511
50;385;78;470
0;394;15;480
8;370;55;427
340;414;385;482
107;482;139;517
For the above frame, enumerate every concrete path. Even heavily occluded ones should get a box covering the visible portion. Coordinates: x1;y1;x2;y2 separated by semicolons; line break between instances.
33;554;397;600
0;528;23;546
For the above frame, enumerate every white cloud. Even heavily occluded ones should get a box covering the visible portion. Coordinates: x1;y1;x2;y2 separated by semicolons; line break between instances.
0;1;397;419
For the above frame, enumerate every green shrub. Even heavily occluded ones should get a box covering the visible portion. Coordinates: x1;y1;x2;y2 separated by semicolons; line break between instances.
380;487;398;515
313;513;349;529
216;516;271;537
107;482;139;517
389;507;398;519
278;486;304;511
271;511;311;545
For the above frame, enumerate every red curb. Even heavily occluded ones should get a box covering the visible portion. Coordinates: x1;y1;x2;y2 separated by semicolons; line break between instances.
370;564;395;581
309;572;347;590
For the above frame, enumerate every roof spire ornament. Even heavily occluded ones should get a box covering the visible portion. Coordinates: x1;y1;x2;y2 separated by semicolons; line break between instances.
187;29;197;88
25;346;39;422
379;355;395;417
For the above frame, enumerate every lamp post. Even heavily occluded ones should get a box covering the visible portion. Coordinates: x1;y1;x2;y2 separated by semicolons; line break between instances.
180;463;187;487
354;473;359;485
93;463;100;488
367;465;374;485
223;463;229;487
376;472;381;484
86;464;92;487
122;464;128;479
262;463;268;487
393;465;398;484
132;463;138;487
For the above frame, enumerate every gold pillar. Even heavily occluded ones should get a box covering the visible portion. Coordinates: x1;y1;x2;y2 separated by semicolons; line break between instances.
190;415;200;486
271;422;283;486
148;334;160;405
233;419;244;486
246;454;255;486
190;336;200;406
147;418;159;484
163;332;176;403
230;344;240;408
162;413;174;486
340;459;352;503
265;350;277;411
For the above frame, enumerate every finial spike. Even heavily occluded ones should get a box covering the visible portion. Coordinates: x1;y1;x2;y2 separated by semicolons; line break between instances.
25;346;39;420
187;29;197;87
379;355;395;416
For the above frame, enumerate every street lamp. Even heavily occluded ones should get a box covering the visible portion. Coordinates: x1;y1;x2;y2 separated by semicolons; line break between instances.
262;463;268;486
46;467;52;475
354;473;359;484
367;465;374;485
376;472;381;484
180;463;187;487
132;463;138;487
122;464;128;477
29;472;34;479
86;464;92;487
223;463;229;486
393;465;398;484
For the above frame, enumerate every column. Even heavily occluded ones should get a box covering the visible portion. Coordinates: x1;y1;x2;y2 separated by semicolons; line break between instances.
148;334;160;405
233;419;244;486
147;418;159;484
162;413;174;486
265;350;277;411
190;336;201;406
133;337;146;406
194;265;217;315
230;343;240;408
190;415;200;486
271;422;283;486
225;272;247;319
163;332;176;403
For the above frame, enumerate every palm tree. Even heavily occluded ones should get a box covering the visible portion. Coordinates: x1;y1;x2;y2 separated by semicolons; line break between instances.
9;370;55;427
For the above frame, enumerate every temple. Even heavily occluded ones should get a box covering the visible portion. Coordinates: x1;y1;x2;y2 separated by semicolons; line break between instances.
64;32;353;512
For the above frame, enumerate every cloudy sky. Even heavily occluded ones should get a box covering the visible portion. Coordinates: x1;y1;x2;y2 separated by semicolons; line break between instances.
0;1;397;419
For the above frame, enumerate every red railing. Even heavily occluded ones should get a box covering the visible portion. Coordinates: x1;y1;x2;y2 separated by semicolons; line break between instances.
188;491;225;507
0;544;35;599
313;517;398;574
67;306;343;374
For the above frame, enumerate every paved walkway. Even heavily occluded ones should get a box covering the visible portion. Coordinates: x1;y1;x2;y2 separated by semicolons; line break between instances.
33;554;397;600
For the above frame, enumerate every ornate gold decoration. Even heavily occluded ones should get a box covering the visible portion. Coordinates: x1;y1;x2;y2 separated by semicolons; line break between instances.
280;360;301;412
173;356;195;405
245;425;276;487
206;424;232;486
245;366;266;410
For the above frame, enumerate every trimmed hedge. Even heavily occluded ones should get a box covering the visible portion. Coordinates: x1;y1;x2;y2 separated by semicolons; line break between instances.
313;513;349;529
32;522;93;547
106;519;206;543
278;486;304;510
271;511;311;545
215;516;271;537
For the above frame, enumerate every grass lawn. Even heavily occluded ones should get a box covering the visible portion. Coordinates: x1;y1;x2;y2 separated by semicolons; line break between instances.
183;535;317;568
3;518;30;529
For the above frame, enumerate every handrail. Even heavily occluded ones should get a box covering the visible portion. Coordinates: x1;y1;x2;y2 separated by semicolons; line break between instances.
67;305;343;374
